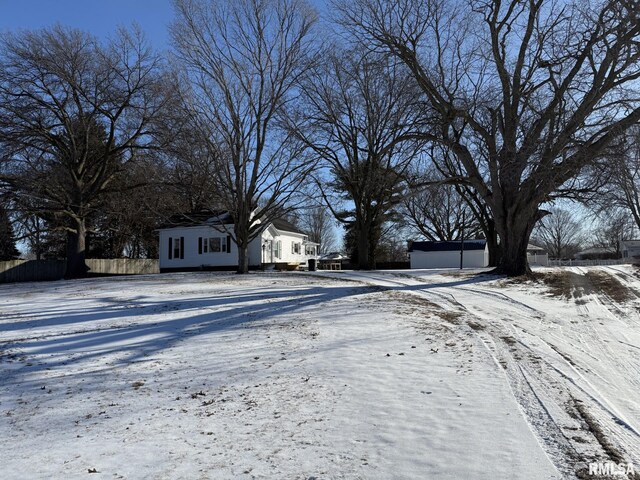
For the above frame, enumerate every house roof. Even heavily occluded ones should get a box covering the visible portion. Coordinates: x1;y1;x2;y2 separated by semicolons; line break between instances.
320;252;348;260
409;240;486;252
271;218;306;235
158;210;233;229
158;210;306;235
527;244;545;252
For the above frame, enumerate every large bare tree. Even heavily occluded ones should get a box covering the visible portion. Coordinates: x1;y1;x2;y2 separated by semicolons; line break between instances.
338;0;640;275
171;0;318;273
404;168;482;242
602;125;640;232
531;207;584;259
298;204;337;254
292;48;422;269
592;210;635;258
0;26;169;278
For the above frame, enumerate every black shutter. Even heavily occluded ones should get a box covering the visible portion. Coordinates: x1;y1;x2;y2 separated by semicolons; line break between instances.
227;235;231;253
198;237;202;254
168;238;173;259
180;237;185;259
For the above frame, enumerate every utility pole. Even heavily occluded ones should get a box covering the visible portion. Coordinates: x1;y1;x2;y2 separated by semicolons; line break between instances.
460;211;465;270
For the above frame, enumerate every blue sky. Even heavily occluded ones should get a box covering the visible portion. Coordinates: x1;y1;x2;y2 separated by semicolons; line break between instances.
0;0;327;51
0;1;177;51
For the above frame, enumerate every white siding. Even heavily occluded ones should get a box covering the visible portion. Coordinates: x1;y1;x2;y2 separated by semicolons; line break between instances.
527;253;549;266
256;230;312;265
277;232;308;264
410;249;487;269
159;226;237;270
622;242;640;259
159;223;319;270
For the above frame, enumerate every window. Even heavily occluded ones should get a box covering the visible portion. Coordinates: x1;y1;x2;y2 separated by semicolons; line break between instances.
199;236;229;254
305;245;315;256
169;237;184;260
274;240;281;259
292;242;301;255
209;237;221;252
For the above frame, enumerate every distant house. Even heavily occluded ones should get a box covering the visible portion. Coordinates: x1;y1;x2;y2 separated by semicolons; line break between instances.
527;244;549;266
158;211;319;272
574;246;618;260
318;252;349;270
621;240;640;261
408;240;488;269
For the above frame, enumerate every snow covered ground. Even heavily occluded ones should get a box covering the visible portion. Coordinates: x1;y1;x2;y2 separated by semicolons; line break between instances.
0;267;638;479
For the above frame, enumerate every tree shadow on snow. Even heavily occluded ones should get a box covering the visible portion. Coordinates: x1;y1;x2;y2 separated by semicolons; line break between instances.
0;271;494;389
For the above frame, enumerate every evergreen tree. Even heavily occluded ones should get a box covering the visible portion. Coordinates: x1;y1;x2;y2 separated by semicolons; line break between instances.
0;204;19;260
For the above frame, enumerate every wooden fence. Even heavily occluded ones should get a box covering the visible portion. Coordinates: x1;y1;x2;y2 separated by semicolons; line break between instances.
0;258;159;283
0;260;66;283
85;259;159;276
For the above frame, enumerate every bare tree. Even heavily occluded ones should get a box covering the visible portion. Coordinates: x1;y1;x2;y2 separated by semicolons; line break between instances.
84;156;180;259
0;26;169;278
601;125;640;232
423;144;501;265
338;0;640;275
12;201;59;260
404;167;481;241
298;204;337;254
532;208;584;259
171;0;318;273
592;210;635;258
292;48;422;269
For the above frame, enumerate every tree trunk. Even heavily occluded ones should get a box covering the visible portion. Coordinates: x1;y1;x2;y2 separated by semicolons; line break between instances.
486;223;500;267
494;211;536;276
237;243;249;274
65;219;88;279
367;238;377;270
234;208;251;274
357;225;370;270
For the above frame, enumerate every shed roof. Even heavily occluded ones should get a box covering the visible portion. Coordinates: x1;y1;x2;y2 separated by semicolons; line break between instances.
409;240;487;252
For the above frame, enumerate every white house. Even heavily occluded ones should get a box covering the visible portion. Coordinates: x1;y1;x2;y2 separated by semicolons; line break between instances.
158;211;319;272
621;240;640;261
527;244;549;266
408;240;488;269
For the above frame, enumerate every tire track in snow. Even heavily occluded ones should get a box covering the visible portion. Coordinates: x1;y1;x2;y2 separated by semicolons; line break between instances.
327;270;640;475
324;271;583;476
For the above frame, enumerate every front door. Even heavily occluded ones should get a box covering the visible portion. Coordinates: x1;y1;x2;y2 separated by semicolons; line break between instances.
262;240;273;263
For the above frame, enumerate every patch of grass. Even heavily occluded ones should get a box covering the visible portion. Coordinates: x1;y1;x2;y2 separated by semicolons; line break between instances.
467;321;486;331
584;271;634;303
500;335;517;346
542;271;585;299
387;291;463;324
541;270;635;304
571;397;639;480
436;310;463;324
497;272;544;288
